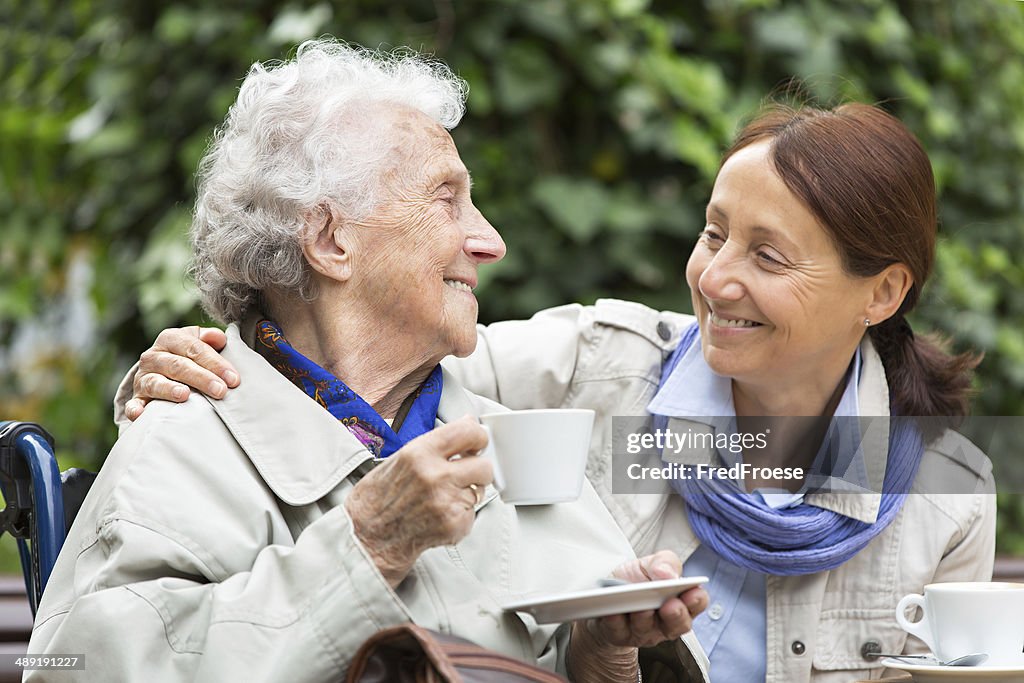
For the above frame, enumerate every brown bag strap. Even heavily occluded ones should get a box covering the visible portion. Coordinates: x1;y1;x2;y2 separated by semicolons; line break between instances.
347;623;568;683
347;624;462;682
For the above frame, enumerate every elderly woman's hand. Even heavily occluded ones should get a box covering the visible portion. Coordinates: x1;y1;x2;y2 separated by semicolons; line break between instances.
344;416;494;588
124;326;237;421
567;550;708;682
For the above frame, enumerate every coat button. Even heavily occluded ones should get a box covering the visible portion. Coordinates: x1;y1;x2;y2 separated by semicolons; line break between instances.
861;640;882;661
791;641;806;655
656;321;672;341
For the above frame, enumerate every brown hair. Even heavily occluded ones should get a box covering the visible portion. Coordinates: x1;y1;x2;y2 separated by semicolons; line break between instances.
724;103;980;420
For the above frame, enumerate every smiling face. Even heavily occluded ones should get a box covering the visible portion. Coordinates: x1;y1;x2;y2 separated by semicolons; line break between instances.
686;139;879;406
344;105;505;360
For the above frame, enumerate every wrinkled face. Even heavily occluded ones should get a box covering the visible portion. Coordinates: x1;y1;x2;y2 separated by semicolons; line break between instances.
686;140;875;397
349;105;505;360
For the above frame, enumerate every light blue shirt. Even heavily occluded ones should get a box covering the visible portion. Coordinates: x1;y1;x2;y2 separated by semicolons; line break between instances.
647;339;863;683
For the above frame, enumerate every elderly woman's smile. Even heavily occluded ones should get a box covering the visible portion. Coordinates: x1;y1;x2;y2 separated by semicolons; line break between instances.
310;104;506;371
444;278;475;292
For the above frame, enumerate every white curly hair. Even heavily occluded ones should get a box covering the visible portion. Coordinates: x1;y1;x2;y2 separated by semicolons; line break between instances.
190;38;468;323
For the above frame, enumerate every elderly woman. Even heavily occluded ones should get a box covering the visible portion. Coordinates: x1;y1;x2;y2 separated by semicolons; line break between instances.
28;40;713;682
125;102;994;682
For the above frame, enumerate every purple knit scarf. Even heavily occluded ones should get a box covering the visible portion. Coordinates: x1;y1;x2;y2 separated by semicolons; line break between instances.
663;323;924;575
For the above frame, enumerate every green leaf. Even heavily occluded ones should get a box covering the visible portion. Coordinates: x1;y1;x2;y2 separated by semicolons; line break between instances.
531;177;610;242
671;117;722;179
493;43;563;114
134;209;200;335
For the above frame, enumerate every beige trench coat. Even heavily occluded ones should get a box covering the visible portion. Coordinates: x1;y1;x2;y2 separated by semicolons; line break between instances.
447;299;996;683
29;318;710;682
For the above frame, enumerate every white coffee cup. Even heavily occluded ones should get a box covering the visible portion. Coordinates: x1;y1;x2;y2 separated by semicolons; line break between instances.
478;409;594;506
895;582;1024;667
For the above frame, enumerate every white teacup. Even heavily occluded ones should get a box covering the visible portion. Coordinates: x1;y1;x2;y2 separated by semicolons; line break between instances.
895;582;1024;667
478;409;594;506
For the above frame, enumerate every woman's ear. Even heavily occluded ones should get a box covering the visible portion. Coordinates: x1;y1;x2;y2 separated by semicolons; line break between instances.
302;203;353;282
865;263;914;324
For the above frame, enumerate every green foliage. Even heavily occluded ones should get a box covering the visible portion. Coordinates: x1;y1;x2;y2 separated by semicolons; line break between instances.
2;0;1023;553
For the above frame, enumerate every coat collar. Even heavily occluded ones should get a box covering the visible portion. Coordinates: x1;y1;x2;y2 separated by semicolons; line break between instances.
212;318;484;507
209;320;373;505
434;365;503;511
435;366;479;424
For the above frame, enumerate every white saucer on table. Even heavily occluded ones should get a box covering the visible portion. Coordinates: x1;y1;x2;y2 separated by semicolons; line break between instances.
881;658;1024;682
501;576;708;625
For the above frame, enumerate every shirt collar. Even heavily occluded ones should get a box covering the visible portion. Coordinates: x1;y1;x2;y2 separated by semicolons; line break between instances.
648;336;733;419
833;346;862;418
649;337;863;420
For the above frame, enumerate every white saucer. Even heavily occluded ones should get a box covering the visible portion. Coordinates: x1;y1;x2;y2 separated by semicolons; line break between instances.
881;658;1024;682
501;576;708;624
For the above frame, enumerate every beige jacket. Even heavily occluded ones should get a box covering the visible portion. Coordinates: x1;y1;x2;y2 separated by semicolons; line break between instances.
448;299;996;683
30;319;710;682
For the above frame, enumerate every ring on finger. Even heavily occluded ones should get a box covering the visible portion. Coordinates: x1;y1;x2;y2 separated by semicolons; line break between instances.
468;483;482;507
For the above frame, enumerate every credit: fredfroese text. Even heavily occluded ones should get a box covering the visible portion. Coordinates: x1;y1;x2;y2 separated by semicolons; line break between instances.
625;462;804;481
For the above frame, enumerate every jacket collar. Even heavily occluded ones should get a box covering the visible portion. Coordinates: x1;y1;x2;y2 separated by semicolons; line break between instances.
205;320;373;505
434;365;502;511
435;366;478;424
212;318;490;507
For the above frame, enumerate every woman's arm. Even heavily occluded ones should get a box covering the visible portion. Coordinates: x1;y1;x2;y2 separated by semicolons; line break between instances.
118;301;688;423
117;304;597;422
927;486;997;583
445;303;591;407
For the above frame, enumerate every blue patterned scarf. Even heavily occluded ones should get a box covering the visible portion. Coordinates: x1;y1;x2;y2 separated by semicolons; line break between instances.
256;320;443;458
662;322;924;575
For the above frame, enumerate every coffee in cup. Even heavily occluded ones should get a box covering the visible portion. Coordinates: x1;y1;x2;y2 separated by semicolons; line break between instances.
895;581;1024;667
478;409;594;505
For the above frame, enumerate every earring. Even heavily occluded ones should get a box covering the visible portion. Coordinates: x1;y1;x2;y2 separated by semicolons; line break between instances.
863;318;871;327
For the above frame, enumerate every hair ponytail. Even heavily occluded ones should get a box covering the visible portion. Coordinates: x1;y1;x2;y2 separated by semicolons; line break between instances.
867;316;981;421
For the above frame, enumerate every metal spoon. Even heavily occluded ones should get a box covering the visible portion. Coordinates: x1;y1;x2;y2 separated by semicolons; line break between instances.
598;578;630;588
871;652;989;667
